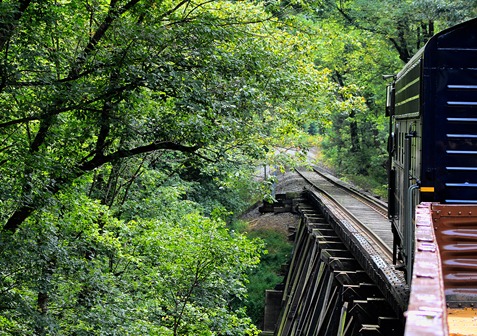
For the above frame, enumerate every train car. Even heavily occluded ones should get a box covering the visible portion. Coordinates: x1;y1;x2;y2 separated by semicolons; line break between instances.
386;17;477;305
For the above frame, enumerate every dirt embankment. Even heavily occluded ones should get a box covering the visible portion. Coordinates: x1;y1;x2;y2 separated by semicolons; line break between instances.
241;171;308;234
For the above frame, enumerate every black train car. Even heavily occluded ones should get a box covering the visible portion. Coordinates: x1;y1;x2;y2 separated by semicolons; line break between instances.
387;18;477;285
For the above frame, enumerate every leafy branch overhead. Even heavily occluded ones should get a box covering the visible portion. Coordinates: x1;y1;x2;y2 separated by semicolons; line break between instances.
0;0;325;232
2;0;476;334
1;1;330;333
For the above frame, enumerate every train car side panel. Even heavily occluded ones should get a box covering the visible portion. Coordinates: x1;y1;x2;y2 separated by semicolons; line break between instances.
421;19;477;205
388;18;477;272
389;52;424;266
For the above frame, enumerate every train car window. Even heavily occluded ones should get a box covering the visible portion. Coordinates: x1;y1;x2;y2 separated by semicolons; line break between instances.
400;131;404;164
394;124;399;159
385;84;394;117
397;131;400;163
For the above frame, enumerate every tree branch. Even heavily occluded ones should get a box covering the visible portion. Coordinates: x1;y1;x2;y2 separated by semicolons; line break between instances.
71;0;142;78
0;0;32;51
79;142;200;172
2;141;200;233
0;81;142;129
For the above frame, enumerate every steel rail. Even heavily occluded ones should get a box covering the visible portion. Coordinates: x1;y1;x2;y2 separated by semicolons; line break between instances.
295;168;409;316
312;167;388;218
295;168;392;256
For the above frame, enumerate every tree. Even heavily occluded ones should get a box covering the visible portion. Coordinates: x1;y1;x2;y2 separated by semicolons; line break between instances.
0;0;329;333
0;187;263;334
132;212;263;335
0;0;325;232
311;0;477;62
282;0;477;189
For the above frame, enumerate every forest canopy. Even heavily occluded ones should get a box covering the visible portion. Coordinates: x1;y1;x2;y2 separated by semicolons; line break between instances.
0;0;328;232
0;0;326;334
0;0;476;334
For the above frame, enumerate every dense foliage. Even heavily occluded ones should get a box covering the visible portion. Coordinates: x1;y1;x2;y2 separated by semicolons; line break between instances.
1;0;476;334
302;0;477;193
245;227;292;327
0;0;325;334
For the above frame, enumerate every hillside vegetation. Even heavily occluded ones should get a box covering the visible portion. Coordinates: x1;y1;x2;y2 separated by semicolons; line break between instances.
0;0;476;334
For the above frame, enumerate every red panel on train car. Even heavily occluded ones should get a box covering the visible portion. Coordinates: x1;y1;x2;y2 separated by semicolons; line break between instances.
432;204;477;306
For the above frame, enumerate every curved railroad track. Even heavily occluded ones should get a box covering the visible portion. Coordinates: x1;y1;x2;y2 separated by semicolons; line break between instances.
295;167;392;256
273;169;408;335
292;167;409;314
311;167;388;218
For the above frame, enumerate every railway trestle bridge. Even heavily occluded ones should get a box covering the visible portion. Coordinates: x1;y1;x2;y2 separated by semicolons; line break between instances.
260;168;454;336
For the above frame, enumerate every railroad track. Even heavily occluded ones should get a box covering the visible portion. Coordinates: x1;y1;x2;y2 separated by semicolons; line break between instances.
274;168;466;336
310;167;388;218
295;167;392;256
272;173;408;335
293;167;409;313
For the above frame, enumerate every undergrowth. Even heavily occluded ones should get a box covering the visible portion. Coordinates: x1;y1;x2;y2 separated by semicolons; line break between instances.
232;221;293;328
